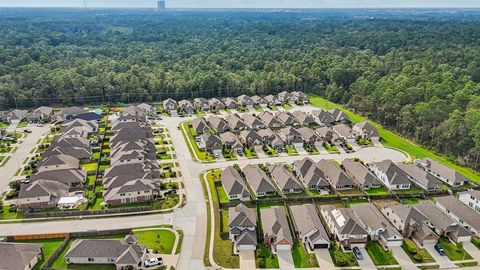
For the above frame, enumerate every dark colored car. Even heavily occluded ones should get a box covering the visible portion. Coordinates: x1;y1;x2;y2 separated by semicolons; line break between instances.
435;244;445;256
353;247;363;260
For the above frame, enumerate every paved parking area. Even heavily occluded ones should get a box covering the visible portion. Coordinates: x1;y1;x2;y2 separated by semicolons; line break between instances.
239;250;256;270
277;249;295;270
357;247;376;270
424;243;456;269
314;249;335;270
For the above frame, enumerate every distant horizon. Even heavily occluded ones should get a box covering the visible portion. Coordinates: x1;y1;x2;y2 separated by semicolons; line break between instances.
1;0;480;9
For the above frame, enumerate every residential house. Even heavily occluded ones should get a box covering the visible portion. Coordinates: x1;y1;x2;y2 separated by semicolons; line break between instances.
458;190;480;214
352;121;380;141
416;158;470;187
58;106;88;121
251;95;268;108
351;203;403;248
264;94;281;106
243;114;266;130
31;169;87;187
382;204;439;246
103;161;160;180
226;114;248;132
312;109;335;126
320;205;368;249
293;157;330;191
277;127;303;149
258;111;284;129
297;127;322;148
0;242;44;270
220;132;243;153
257;128;284;151
206;116;229;133
239;130;263;148
43;139;92;160
328;109;350;124
37;154;80;172
103;179;160;206
136;103;156;116
315;126;343;145
62;118;98;135
291;91;308;104
435;196;480;237
193;98;210;112
277;91;293;104
341;159;382;190
208;98;226;111
290;204;330;250
268;164;303;194
64;235;146;269
243;164;277;197
220;166;250;200
237;94;254;108
17;180;70;210
192;117;210;135
417;200;472;243
317;160;356;190
332;124;356;142
27;106;54;123
370;160;411;190
222;97;238;110
199;134;223;155
398;163;442;191
178;100;195;115
292;111;315;127
261;206;293;251
162;98;178;111
5;109;28;124
228;204;257;251
275;111;300;127
123;105;147;117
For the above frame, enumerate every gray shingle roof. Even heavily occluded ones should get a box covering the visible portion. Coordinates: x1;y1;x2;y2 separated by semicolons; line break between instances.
207;116;229;132
269;164;302;191
312;109;335;125
229;203;257;228
398;163;441;190
261;206;293;245
420;158;470;185
31;169;86;186
350;203;402;241
372;160;412;185
435;195;480;231
19;180;69;200
342;159;382;187
221;166;250;197
0;242;43;270
243;165;277;194
290;204;329;243
317;160;355;188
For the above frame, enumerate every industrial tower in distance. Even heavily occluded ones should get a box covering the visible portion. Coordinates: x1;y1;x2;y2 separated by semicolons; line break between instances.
157;0;166;12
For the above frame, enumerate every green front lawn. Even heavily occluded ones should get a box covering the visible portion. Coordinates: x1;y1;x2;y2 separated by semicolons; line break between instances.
439;238;472;261
17;121;28;127
472;237;480;250
16;238;65;270
292;240;318;268
256;243;279;268
323;142;339;153
285;145;298;155
244;147;258;158
329;242;358;267
282;103;292;109
308;93;480;183
133;229;176;254
402;239;435;263
365;241;398;265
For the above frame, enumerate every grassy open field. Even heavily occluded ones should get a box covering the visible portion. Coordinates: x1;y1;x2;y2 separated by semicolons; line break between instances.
308;94;480;183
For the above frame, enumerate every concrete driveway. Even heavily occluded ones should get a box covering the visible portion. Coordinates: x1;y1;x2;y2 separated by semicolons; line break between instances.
357;247;376;270
239;250;256;270
391;246;417;269
277;249;295;269
314;249;335;270
463;241;480;261
424;243;456;269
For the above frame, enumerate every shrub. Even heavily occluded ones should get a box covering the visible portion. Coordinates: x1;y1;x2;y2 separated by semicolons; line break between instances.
413;254;423;262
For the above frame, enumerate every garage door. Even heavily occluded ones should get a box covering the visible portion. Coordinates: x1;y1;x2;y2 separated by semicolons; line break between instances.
422;239;438;245
313;243;329;249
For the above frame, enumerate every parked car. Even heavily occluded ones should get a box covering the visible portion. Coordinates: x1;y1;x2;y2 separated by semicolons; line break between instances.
23;129;32;133
353;247;363;260
435;244;445;256
144;257;163;267
214;153;220;158
236;150;243;156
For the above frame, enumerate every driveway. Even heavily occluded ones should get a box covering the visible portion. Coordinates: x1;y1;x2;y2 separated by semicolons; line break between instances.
314;249;335;270
357;247;376;270
424;243;456;269
0;124;50;193
463;241;480;261
277;249;295;270
391;246;417;269
239;250;256;270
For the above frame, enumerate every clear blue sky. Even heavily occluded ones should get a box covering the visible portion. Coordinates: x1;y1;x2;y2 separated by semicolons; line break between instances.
1;0;480;8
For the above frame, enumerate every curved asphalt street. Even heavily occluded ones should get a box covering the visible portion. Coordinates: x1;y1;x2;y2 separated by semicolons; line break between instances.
0;108;410;270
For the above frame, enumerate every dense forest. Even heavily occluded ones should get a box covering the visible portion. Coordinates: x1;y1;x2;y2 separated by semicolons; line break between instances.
0;9;479;170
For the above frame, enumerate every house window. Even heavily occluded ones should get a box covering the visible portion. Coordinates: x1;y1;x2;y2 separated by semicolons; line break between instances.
88;258;95;262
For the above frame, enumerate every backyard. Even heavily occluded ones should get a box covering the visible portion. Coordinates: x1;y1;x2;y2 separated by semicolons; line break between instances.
15;238;65;270
133;228;176;254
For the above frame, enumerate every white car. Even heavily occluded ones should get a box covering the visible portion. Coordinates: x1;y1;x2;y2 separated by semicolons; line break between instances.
144;257;163;267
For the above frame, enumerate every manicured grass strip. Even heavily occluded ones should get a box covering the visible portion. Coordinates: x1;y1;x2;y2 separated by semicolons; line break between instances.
439;238;472;261
133;229;176;254
81;162;98;172
16;238;65;270
366;241;398;265
292;240;318;268
364;186;390;195
402;239;435;263
308;94;480;183
180;121;215;162
256;242;279;268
